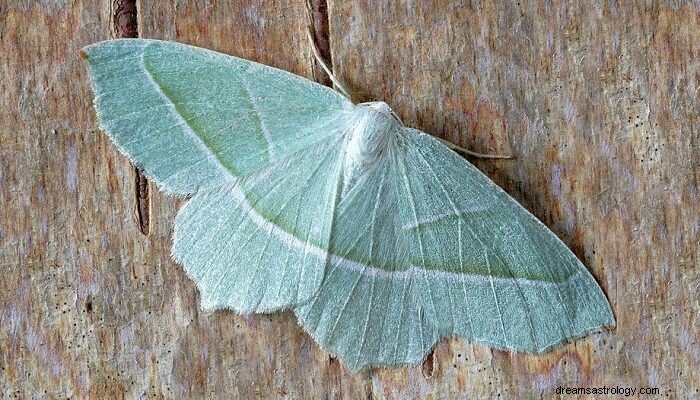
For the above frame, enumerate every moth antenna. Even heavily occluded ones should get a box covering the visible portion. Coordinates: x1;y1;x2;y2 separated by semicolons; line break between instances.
305;25;352;100
437;137;514;159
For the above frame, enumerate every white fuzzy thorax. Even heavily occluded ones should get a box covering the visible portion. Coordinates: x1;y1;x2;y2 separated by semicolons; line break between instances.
340;102;402;197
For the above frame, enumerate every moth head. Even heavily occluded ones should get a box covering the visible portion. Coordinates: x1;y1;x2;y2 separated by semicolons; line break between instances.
358;101;404;125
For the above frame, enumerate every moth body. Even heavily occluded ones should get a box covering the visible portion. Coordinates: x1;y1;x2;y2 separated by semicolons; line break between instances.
341;102;401;197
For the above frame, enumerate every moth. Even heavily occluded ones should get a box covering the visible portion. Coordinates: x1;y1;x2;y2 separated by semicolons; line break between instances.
82;38;614;371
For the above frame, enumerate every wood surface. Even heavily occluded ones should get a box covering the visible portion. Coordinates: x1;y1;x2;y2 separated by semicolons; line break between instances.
1;0;698;398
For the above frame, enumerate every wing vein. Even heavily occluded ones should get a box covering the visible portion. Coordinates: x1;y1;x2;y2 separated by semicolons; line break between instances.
237;76;275;161
140;44;235;179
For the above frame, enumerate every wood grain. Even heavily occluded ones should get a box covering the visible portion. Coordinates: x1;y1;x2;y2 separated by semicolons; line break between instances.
1;0;697;398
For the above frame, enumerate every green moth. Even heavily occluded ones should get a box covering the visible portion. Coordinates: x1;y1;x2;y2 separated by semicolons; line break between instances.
82;39;615;371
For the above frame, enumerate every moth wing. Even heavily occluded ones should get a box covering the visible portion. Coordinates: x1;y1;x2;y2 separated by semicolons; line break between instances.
173;136;346;313
296;128;614;371
82;39;352;195
398;128;615;354
294;147;438;371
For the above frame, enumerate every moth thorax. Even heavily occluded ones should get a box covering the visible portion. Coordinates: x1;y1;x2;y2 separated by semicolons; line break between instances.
340;102;401;197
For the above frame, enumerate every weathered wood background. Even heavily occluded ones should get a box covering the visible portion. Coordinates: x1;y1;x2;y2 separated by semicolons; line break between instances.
1;0;698;398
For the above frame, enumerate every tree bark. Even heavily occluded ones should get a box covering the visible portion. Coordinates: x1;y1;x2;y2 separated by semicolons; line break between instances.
1;1;697;398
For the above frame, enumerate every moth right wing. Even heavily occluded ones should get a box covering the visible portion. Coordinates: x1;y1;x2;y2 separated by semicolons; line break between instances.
394;129;614;355
295;128;614;371
82;39;352;195
294;145;438;371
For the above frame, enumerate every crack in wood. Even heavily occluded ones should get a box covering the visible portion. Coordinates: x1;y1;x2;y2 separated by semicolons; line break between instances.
307;0;333;88
113;0;150;235
114;0;138;39
134;170;149;235
421;347;436;378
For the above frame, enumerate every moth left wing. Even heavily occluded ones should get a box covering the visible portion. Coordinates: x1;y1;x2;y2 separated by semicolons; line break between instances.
83;39;352;195
173;136;346;313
